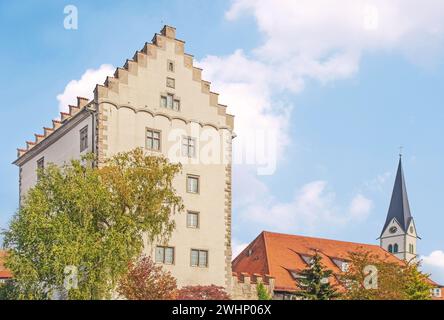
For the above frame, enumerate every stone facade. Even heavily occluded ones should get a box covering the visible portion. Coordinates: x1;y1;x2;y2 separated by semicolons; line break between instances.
231;272;275;300
14;25;235;292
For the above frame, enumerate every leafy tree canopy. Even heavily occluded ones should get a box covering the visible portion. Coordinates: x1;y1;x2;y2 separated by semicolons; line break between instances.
2;148;183;300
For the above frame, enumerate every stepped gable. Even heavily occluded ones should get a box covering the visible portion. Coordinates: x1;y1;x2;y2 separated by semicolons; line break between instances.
93;25;234;128
16;25;234;161
16;97;91;158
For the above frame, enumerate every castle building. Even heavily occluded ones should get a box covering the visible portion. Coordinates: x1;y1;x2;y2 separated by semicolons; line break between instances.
13;26;234;290
379;156;419;262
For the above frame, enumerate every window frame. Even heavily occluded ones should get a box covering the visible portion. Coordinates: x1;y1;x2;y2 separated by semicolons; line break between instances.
80;125;89;152
166;77;175;89
155;246;175;265
190;249;209;268
146;128;161;152
167;60;175;72
182;136;196;158
37;157;45;170
393;243;399;253
186;211;200;229
160;93;180;111
186;174;200;194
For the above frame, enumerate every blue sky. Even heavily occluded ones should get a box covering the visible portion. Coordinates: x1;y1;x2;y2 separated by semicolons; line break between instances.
1;1;444;282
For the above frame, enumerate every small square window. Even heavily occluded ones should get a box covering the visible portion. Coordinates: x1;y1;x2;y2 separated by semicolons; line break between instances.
187;211;199;228
191;249;208;267
187;175;199;194
166;77;175;89
146;128;161;151
80;126;88;152
155;246;174;264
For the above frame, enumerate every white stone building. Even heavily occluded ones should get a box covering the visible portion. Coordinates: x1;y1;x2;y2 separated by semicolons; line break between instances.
13;26;235;290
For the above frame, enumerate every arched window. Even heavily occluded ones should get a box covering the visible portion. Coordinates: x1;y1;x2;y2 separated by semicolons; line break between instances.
393;244;399;253
388;244;393;253
409;244;414;254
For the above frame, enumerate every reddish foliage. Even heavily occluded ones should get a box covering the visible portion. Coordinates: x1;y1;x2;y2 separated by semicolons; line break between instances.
117;256;177;300
177;285;230;300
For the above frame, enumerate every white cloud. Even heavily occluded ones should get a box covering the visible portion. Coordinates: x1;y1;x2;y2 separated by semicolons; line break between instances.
234;168;373;235
421;250;444;285
56;64;115;112
349;194;373;219
200;1;444;176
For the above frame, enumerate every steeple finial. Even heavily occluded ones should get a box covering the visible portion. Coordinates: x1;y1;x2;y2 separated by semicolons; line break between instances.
399;146;403;158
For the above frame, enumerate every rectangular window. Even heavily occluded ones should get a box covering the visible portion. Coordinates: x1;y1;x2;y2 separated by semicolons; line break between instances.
167;60;175;72
166;77;175;89
187;175;199;194
146;128;161;151
37;157;44;170
182;136;196;158
187;211;199;228
173;99;180;111
161;96;167;108
80;126;88;152
167;94;174;109
155;246;174;264
160;94;179;111
191;249;208;267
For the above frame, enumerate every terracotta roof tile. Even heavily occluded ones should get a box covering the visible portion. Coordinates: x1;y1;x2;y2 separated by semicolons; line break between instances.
233;231;402;292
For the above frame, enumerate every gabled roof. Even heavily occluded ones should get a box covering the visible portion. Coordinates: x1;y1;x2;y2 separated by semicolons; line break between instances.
232;231;401;292
380;157;413;236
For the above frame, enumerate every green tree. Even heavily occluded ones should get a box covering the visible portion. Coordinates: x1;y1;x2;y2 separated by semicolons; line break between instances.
295;251;340;300
341;251;432;300
2;148;183;300
404;262;432;300
256;282;272;300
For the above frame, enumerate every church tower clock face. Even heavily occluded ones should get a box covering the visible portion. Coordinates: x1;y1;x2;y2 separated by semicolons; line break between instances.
389;226;397;234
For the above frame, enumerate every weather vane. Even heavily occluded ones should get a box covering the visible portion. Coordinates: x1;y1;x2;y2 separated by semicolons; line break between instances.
399;146;403;158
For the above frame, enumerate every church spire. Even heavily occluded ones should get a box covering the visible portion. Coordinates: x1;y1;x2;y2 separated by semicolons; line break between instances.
380;156;413;237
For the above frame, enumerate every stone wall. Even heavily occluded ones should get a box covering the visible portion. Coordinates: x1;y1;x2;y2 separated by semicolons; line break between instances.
231;272;275;300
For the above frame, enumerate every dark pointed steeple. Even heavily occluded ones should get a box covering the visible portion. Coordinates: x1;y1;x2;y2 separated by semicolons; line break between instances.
380;156;413;236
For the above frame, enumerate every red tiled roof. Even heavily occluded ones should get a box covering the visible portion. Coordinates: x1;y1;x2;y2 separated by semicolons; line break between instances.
0;250;12;279
232;231;403;292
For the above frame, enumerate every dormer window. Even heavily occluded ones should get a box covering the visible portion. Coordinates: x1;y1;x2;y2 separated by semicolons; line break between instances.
290;270;305;280
332;258;349;272
301;255;313;265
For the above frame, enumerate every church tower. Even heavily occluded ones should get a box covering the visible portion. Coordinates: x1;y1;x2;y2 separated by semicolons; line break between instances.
379;156;419;262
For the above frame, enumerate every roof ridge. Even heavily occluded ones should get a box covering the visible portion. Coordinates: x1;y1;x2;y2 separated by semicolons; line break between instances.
262;230;383;248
